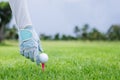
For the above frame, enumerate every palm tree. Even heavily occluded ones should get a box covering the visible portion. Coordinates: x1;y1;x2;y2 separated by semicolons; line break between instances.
81;24;89;40
74;26;80;38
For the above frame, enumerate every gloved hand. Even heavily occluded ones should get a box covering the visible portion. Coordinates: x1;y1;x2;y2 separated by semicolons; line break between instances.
19;26;43;65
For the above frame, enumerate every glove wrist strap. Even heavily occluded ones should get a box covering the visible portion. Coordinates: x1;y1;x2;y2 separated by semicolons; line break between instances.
19;29;32;42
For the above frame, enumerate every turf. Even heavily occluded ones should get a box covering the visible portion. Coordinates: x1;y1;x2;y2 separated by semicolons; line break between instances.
0;41;120;80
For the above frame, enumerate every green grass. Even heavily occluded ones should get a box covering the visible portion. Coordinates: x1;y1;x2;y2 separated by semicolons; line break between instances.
0;41;120;80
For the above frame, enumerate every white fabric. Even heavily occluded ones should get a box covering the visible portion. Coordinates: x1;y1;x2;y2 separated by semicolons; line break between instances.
9;0;32;29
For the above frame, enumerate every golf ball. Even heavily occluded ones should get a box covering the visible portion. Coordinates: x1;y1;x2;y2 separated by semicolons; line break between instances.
39;53;48;63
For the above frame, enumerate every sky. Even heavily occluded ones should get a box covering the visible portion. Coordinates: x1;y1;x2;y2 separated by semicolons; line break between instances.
0;0;120;35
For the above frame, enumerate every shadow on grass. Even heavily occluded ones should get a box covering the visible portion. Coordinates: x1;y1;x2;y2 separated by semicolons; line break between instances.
0;42;11;46
0;40;18;47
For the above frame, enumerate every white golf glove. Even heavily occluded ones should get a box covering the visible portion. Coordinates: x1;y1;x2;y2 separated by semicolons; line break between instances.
19;26;43;65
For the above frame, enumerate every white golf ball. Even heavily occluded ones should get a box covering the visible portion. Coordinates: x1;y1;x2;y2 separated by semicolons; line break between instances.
39;53;48;63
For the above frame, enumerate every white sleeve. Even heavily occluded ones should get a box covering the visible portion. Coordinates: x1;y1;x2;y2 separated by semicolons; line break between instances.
9;0;32;29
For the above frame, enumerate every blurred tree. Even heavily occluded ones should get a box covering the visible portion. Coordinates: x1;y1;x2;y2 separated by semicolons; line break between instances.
0;2;12;42
67;35;76;40
61;34;76;40
5;25;18;40
54;33;60;40
81;24;89;40
40;33;52;40
74;26;80;39
61;34;67;40
88;28;106;40
107;25;120;40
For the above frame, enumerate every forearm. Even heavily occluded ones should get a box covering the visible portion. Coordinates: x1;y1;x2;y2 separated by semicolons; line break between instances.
9;0;32;29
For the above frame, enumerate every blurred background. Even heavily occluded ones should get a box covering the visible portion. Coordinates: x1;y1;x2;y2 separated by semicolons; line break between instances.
0;0;120;42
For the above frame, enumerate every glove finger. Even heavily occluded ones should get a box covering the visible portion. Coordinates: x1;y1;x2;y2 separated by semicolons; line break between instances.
24;50;29;58
36;54;41;65
38;44;43;53
29;50;34;62
34;50;40;65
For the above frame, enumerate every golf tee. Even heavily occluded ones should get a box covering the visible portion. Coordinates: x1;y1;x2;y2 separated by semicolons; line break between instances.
42;63;45;71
